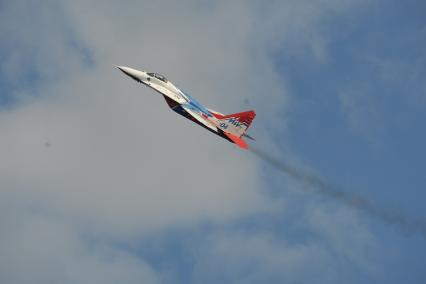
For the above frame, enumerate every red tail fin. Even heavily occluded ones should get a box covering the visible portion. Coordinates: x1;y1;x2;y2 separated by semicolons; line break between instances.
213;110;256;129
213;110;256;139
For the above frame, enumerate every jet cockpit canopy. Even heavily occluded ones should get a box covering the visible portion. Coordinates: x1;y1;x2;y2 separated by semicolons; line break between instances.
147;72;168;83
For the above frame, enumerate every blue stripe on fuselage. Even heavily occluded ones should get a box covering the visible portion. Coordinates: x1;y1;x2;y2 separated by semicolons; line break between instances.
182;92;212;117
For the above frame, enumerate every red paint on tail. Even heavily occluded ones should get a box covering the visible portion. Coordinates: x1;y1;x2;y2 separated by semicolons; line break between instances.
223;132;249;150
212;110;256;130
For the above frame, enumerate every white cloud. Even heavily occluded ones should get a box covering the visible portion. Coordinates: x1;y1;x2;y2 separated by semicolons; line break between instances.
0;193;160;284
192;230;333;283
191;205;377;283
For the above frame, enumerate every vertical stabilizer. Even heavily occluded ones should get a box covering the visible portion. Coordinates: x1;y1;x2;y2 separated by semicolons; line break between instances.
215;110;256;137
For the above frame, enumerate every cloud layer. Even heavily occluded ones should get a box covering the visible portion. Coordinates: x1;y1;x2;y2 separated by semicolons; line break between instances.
0;1;384;283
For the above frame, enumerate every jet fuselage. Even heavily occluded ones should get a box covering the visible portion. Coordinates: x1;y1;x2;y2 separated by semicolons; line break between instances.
117;66;255;149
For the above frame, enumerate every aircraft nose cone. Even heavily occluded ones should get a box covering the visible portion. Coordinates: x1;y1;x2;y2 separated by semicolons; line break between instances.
116;65;144;83
116;65;132;75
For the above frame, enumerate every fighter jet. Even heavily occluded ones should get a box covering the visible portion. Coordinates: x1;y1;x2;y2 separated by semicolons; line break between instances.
117;66;256;149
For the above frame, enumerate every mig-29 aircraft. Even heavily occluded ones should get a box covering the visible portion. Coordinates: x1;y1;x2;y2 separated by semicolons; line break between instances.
117;66;256;149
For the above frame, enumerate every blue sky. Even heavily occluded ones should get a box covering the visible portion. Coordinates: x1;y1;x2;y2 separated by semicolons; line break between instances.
276;0;426;211
1;1;425;283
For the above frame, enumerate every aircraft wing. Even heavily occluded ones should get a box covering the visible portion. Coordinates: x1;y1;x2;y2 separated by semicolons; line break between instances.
181;104;218;132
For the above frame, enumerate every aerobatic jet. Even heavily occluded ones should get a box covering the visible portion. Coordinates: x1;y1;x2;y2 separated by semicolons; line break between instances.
117;66;256;149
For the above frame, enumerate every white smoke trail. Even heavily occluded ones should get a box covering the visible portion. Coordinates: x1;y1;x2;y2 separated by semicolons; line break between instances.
250;146;426;237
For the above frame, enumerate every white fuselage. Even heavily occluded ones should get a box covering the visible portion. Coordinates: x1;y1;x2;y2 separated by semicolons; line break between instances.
117;66;221;132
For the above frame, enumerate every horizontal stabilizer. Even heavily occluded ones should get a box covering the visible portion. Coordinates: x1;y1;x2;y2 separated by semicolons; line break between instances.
223;132;249;150
242;133;256;141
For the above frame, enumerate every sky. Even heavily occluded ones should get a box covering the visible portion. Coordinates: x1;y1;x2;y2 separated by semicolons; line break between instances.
0;0;425;283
